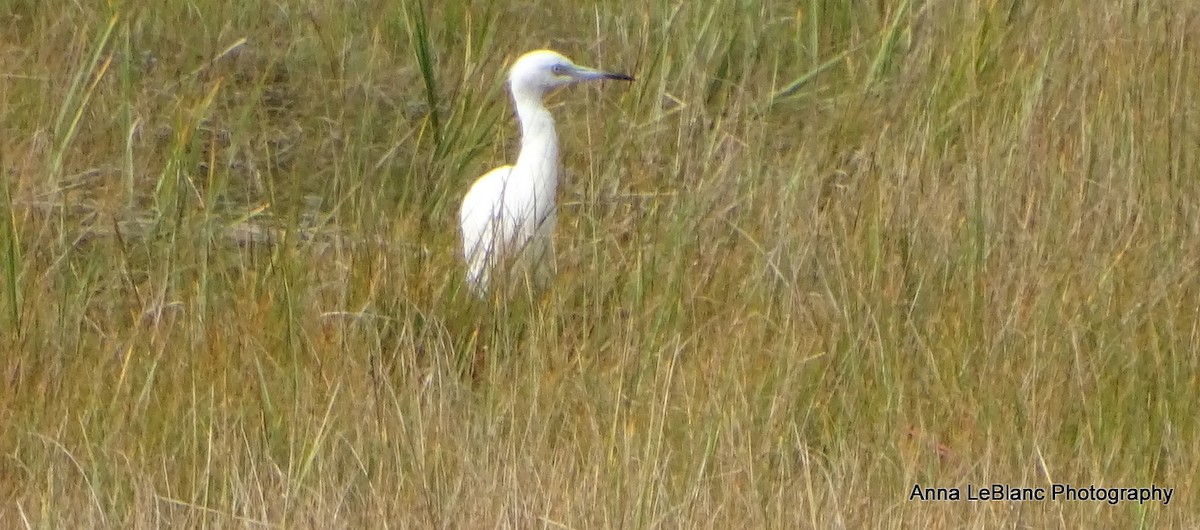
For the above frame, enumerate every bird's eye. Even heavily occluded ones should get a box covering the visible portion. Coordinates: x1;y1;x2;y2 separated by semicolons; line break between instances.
551;64;567;75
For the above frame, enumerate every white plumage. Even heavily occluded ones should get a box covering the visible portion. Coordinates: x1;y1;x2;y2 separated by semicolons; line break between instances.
459;50;632;297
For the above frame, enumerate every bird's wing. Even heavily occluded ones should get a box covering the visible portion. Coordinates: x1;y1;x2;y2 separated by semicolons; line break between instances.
459;165;514;290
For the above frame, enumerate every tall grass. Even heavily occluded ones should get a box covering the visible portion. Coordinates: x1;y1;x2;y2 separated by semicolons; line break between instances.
1;0;1197;527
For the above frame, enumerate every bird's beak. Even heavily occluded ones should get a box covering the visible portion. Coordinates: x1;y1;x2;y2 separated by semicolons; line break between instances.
572;65;635;82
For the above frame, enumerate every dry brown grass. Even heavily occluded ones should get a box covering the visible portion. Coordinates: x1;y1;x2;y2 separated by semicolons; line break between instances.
1;0;1197;527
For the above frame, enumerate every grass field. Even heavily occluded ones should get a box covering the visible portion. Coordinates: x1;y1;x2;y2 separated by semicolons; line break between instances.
2;0;1198;527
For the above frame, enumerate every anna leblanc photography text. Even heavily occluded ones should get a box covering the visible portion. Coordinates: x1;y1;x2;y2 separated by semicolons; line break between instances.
909;483;1173;505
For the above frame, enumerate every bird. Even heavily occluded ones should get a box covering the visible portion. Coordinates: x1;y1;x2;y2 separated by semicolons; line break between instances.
459;49;633;297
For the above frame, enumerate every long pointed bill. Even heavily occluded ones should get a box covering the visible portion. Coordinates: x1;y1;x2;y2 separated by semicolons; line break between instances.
572;65;635;82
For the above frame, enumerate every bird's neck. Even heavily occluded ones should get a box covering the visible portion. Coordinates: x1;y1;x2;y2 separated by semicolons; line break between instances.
512;93;559;191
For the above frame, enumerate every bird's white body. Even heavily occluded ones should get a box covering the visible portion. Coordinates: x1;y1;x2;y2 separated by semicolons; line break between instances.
459;50;631;297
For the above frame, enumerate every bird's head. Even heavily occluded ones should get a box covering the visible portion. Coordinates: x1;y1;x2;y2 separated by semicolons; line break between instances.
508;49;633;98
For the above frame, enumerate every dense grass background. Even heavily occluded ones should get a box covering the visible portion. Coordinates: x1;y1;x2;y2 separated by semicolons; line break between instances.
2;0;1198;527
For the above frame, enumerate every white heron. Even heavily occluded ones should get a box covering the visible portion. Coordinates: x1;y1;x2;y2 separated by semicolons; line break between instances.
459;49;633;297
